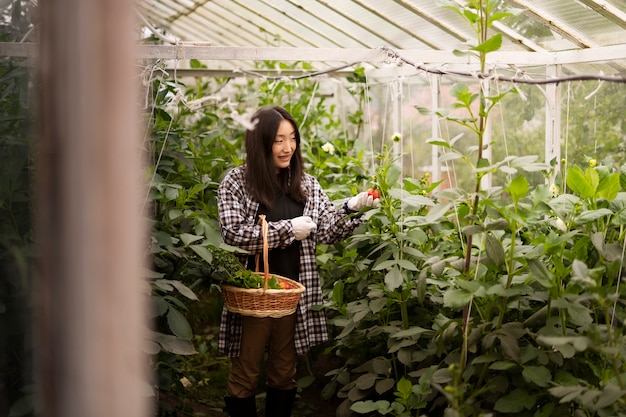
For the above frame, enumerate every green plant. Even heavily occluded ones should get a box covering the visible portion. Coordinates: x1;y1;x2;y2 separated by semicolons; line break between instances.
0;2;36;416
320;1;626;417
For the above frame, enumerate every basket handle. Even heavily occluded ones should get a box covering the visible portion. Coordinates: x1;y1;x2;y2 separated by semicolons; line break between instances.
253;214;270;292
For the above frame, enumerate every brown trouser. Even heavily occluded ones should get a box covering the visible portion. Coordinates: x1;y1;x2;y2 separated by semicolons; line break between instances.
227;313;297;398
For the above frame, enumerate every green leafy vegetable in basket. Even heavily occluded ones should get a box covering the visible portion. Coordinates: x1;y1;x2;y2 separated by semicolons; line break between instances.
224;269;283;289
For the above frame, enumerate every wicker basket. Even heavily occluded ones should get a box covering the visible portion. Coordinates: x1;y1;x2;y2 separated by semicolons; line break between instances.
221;214;305;318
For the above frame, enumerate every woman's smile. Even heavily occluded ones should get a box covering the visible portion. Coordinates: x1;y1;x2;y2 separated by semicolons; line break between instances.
273;119;297;172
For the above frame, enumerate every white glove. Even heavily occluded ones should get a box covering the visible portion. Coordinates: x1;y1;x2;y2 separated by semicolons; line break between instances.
347;191;379;211
291;216;317;240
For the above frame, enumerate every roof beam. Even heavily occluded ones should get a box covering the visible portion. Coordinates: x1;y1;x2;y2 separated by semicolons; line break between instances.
312;0;405;49
490;21;548;52
576;0;626;30
392;0;468;43
509;0;598;48
286;0;373;48
350;0;440;49
3;43;626;67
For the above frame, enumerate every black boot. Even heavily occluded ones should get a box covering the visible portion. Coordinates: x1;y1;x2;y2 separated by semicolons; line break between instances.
265;387;297;417
224;395;258;417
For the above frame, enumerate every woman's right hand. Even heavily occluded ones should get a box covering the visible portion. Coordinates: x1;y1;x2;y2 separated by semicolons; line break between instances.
290;216;317;240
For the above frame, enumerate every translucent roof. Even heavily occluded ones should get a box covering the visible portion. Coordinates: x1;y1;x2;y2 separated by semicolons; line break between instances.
137;0;626;78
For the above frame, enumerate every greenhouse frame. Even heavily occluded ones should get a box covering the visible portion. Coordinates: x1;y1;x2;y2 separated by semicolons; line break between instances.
2;1;626;417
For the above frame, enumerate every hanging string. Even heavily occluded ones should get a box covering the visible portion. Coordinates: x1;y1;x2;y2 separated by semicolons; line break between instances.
300;80;319;128
611;235;626;327
398;76;406;275
335;80;349;149
493;75;512;180
364;70;376;173
592;94;598;155
407;82;415;179
380;83;390;155
563;82;571;189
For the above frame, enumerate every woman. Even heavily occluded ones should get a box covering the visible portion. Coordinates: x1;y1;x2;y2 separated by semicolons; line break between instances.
217;105;378;417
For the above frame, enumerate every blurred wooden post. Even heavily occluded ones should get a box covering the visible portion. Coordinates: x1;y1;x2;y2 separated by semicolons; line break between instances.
36;1;150;417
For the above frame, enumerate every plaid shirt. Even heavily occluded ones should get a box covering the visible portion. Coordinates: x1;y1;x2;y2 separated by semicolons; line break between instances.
217;165;364;356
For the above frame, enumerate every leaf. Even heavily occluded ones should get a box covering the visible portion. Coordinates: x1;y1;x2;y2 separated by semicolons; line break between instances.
575;208;613;224
152;332;197;355
536;335;590;354
375;378;396;395
8;394;34;417
549;385;585;403
527;259;554;288
462;224;484;235
190;244;214;263
439;150;464;162
567;166;594;198
402;194;435;208
373;259;396;271
180;232;203;246
591;382;624;410
154;279;174;292
167;307;193;339
426;202;452;223
489;361;517;370
597;173;620;201
169;280;199;300
168;208;183;219
387;162;402;186
389;338;416;353
391;326;432;339
547;194;579;218
571;259;595;287
426;138;451;148
485;218;509;230
297;375;316;389
350;400;391;414
443;289;472;308
494;388;536;412
522;365;551;387
566;301;593;327
471;33;503;53
354;373;378;389
384;267;403;291
508;175;529;203
369;297;387;314
496;330;521;363
396;259;419;271
485;234;505;267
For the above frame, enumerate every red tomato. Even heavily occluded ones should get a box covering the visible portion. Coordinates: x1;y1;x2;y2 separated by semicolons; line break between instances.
367;188;380;199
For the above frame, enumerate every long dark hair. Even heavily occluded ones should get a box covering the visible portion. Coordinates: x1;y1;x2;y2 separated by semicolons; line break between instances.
244;106;306;209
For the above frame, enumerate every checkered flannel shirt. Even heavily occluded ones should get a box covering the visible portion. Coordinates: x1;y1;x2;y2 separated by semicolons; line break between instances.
217;165;364;357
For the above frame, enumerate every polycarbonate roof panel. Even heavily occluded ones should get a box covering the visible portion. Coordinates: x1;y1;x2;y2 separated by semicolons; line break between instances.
137;0;626;75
